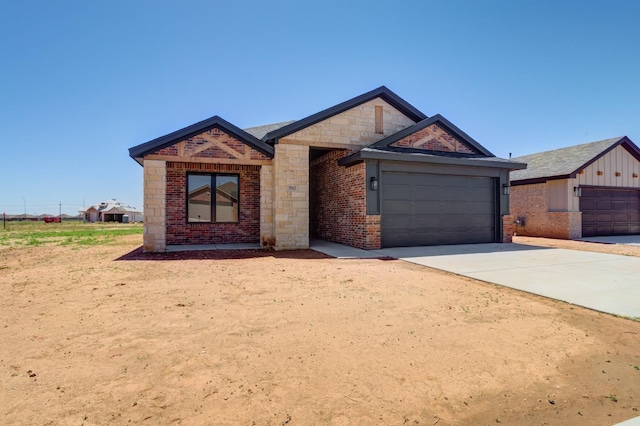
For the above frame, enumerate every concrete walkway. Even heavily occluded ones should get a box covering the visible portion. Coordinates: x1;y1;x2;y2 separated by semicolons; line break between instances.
310;239;385;259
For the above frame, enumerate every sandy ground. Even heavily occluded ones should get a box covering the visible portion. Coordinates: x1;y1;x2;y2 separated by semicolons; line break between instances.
514;236;640;258
1;235;640;426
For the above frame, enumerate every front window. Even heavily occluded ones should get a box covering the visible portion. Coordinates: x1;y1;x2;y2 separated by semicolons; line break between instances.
187;173;238;222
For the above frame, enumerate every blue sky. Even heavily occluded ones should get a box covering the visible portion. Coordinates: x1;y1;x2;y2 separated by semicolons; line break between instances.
1;0;639;215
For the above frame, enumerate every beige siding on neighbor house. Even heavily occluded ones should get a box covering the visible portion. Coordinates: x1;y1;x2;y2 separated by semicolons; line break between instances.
547;179;569;212
280;98;416;148
576;145;640;188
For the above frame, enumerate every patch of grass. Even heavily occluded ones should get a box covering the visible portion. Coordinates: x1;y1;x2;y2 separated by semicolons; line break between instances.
608;394;618;402
0;222;142;248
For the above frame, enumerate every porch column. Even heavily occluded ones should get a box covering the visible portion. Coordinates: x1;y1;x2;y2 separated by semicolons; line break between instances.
273;144;309;250
260;164;275;247
143;159;166;252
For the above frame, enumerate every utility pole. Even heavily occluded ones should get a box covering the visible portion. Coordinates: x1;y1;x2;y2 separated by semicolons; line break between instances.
22;197;26;218
59;201;62;218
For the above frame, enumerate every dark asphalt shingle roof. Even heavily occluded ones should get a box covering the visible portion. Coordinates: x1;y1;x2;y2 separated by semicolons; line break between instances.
510;137;625;182
243;121;296;139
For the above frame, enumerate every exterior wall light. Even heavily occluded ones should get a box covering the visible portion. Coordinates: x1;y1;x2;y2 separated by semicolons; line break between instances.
370;176;378;191
502;184;510;195
573;186;582;197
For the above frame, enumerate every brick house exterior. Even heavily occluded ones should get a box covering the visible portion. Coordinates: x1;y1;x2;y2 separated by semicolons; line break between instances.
129;86;525;252
510;137;640;239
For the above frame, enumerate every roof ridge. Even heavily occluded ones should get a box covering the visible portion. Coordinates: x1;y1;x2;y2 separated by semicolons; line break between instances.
262;86;427;142
511;137;624;160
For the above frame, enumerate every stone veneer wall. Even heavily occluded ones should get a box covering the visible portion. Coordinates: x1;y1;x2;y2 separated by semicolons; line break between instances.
281;98;416;147
143;159;167;252
273;144;309;250
310;150;378;249
165;162;261;245
259;165;275;248
510;183;582;239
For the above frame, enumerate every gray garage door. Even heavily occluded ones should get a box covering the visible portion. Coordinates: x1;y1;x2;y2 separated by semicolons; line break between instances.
580;187;640;237
381;172;497;247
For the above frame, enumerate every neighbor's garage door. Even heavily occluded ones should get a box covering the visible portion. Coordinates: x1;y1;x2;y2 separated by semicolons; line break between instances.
580;187;640;237
381;172;497;247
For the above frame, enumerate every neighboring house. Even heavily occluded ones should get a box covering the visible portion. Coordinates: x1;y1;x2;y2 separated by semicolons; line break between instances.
80;199;143;223
510;137;640;239
129;86;525;253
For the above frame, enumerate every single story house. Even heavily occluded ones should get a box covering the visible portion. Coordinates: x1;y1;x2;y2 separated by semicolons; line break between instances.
128;86;525;252
510;136;640;239
80;199;143;223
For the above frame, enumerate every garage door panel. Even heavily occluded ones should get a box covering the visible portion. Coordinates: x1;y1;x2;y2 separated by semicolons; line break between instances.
580;199;596;210
596;200;612;210
580;187;640;237
596;212;613;222
384;185;411;200
381;172;497;247
614;225;631;233
613;213;630;222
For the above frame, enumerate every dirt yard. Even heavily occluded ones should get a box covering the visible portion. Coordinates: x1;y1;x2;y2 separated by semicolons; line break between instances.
1;235;639;425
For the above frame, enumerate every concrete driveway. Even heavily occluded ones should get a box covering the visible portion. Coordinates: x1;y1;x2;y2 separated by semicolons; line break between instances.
375;243;640;318
580;235;640;246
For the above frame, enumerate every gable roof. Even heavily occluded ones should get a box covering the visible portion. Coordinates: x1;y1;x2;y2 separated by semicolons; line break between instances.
244;120;296;139
510;136;640;184
262;86;428;143
82;199;141;214
370;114;494;157
129;115;275;165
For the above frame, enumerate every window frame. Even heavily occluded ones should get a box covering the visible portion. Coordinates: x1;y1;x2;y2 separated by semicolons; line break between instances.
186;172;240;224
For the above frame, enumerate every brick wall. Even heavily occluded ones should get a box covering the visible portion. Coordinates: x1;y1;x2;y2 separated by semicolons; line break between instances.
154;128;271;161
310;150;377;249
501;214;514;243
390;123;476;154
510;183;582;239
165;162;261;245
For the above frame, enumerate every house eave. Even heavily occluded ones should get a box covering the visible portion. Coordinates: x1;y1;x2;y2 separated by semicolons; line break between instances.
128;115;275;166
370;114;495;157
339;148;527;170
510;174;571;186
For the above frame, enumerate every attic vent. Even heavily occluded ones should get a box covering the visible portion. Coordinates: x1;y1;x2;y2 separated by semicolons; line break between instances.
212;128;221;135
375;106;383;134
